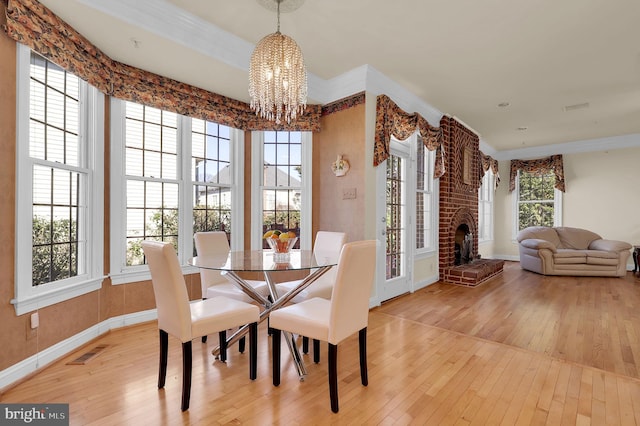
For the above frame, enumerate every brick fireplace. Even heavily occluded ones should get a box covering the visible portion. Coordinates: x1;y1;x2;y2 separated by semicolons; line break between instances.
438;116;504;286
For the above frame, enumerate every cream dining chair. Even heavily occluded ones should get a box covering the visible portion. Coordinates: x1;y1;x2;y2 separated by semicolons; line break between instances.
275;231;346;360
269;240;377;413
194;231;269;354
142;240;259;411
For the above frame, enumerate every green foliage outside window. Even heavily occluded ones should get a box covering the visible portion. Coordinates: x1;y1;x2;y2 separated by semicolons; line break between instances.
124;205;231;265
518;170;555;231
32;216;78;286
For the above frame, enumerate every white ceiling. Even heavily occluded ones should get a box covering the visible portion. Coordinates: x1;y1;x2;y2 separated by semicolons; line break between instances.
38;0;640;158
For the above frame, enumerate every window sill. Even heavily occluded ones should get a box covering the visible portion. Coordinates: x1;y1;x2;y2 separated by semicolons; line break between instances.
11;276;106;316
110;265;199;285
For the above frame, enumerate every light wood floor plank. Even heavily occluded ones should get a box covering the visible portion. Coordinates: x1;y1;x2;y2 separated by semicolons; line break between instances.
2;262;640;425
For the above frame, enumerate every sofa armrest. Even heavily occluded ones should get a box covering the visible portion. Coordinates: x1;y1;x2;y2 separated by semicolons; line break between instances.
589;239;632;252
520;238;557;252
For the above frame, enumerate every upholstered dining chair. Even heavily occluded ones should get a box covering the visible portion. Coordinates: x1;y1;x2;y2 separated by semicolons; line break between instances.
275;231;346;360
142;240;260;411
194;231;268;350
269;240;377;413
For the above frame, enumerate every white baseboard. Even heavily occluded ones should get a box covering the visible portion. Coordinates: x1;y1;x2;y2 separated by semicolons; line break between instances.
0;309;157;391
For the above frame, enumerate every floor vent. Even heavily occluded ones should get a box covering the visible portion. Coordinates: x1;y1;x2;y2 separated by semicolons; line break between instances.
66;344;108;365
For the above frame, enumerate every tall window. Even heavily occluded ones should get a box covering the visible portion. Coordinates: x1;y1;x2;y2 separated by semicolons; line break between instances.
15;46;104;314
123;103;179;266
251;131;311;250
192;120;232;237
111;100;243;283
478;170;495;242
515;170;562;233
415;141;437;253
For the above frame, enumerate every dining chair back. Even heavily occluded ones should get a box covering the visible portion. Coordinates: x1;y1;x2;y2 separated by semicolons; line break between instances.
276;231;346;358
194;231;268;351
269;239;377;413
276;231;346;302
142;240;259;411
194;231;269;303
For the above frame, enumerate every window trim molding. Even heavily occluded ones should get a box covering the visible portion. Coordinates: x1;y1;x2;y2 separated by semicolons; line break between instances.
414;139;438;256
13;44;105;315
512;170;563;240
109;100;244;284
478;170;495;243
250;131;312;251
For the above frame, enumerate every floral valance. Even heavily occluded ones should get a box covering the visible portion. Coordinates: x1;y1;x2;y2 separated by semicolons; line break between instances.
374;94;445;178
509;154;565;192
479;151;500;189
3;0;321;131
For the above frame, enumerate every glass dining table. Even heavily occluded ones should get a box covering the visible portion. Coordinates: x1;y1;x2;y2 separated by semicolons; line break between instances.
189;249;338;379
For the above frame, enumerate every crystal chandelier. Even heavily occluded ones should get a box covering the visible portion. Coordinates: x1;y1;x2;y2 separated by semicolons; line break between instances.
249;0;307;124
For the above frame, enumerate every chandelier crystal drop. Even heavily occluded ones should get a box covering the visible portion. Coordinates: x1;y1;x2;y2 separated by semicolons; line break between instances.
249;0;307;124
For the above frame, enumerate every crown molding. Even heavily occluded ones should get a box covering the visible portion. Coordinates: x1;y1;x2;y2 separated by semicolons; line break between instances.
491;132;640;161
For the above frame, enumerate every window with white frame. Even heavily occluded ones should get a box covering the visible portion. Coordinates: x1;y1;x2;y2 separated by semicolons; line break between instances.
14;46;104;315
251;131;312;250
514;169;562;234
110;100;243;283
478;170;495;242
415;140;437;253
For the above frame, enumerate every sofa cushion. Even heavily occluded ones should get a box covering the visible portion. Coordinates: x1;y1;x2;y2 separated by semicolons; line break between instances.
584;250;619;266
516;226;561;247
520;238;556;251
553;249;587;264
555;227;601;250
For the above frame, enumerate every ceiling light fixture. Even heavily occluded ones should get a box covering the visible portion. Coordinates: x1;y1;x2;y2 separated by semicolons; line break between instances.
249;0;307;124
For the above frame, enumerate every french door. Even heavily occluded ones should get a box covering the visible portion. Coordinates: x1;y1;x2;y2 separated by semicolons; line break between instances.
376;139;412;302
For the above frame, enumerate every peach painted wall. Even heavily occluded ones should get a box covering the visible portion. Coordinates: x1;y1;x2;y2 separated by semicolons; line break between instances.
313;104;366;243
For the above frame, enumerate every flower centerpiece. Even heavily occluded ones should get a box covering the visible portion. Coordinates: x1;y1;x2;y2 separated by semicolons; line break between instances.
263;230;298;263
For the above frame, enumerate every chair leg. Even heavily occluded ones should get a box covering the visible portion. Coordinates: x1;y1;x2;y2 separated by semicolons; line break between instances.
359;328;368;386
313;339;320;363
328;343;339;413
201;298;208;343
181;341;192;411
239;335;246;353
158;330;168;389
272;329;281;386
249;322;258;380
219;330;227;362
302;336;309;353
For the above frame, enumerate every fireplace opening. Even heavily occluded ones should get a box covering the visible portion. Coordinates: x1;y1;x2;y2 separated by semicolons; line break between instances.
454;224;473;265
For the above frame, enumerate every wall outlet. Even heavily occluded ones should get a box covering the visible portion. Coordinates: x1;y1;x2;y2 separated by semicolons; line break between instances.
30;312;39;329
342;187;357;200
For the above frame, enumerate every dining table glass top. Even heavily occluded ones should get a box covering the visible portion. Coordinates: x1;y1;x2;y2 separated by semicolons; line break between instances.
189;249;338;273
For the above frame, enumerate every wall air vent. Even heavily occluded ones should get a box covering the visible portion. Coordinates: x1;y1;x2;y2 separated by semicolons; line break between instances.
563;102;590;112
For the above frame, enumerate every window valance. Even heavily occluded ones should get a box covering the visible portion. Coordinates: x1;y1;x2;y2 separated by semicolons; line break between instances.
509;154;565;192
479;151;500;189
3;0;321;131
374;94;445;178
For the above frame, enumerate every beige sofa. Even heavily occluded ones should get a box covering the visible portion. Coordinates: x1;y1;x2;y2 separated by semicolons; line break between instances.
516;226;631;277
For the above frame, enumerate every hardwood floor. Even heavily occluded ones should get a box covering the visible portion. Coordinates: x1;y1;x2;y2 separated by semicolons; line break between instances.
2;261;640;425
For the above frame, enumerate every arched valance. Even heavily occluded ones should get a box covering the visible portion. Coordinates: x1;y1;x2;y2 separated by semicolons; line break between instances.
374;95;445;178
509;155;565;192
3;0;321;131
